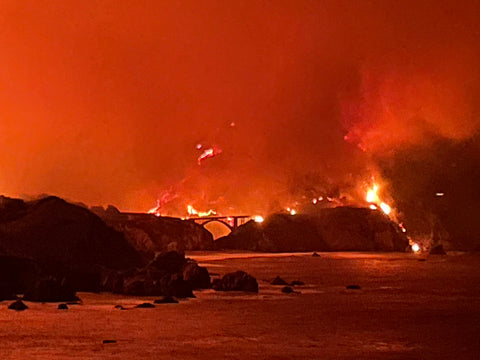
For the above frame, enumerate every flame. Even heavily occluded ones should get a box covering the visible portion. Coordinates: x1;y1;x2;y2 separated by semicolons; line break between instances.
197;145;222;165
254;215;264;223
187;204;216;217
366;184;378;203
365;183;392;216
286;207;297;215
411;243;420;252
148;200;162;217
379;202;391;215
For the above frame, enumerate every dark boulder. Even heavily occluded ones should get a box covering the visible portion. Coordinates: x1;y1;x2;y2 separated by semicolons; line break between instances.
23;277;79;302
148;251;186;274
429;244;447;255
271;276;288;285
103;340;117;344
183;262;211;289
212;271;258;293
0;255;39;300
96;212;214;261
290;280;305;286
122;276;149;296
154;296;178;304
281;286;294;294
136;302;155;309
159;273;194;298
8;299;28;311
58;303;68;310
312;252;321;257
346;285;361;290
112;251;202;298
122;270;194;298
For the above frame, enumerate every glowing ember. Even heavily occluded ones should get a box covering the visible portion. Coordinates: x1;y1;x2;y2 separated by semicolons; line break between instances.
187;205;216;217
148;200;162;217
369;204;377;210
290;209;296;215
436;192;445;197
254;215;264;223
380;202;391;215
399;223;407;233
312;198;318;204
411;243;420;252
197;146;222;165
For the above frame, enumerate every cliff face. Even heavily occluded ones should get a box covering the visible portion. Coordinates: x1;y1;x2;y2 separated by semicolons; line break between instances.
215;207;409;252
93;208;214;260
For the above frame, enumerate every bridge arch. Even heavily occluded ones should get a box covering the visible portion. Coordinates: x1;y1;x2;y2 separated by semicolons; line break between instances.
189;215;253;238
199;218;234;231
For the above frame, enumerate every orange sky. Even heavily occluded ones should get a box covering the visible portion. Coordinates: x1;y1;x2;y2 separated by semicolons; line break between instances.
0;1;479;213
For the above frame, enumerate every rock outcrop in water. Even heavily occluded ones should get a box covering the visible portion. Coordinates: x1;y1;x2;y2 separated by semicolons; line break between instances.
106;251;211;298
92;207;214;261
215;207;409;252
212;271;258;292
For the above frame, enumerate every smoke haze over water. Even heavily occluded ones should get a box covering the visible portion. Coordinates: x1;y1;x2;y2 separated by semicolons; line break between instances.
0;1;479;217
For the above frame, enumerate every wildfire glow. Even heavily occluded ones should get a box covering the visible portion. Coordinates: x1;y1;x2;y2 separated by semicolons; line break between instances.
197;145;222;165
286;207;297;215
379;202;391;215
187;205;216;217
365;183;392;216
254;215;264;223
148;200;162;217
366;185;378;203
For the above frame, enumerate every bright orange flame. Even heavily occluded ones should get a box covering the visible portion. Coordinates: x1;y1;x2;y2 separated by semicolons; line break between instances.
197;145;222;165
187;205;216;217
148;200;162;217
286;207;297;215
366;184;378;203
254;215;264;223
380;202;391;215
366;183;392;216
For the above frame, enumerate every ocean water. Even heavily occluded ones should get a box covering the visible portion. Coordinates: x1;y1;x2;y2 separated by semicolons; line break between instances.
0;251;479;359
